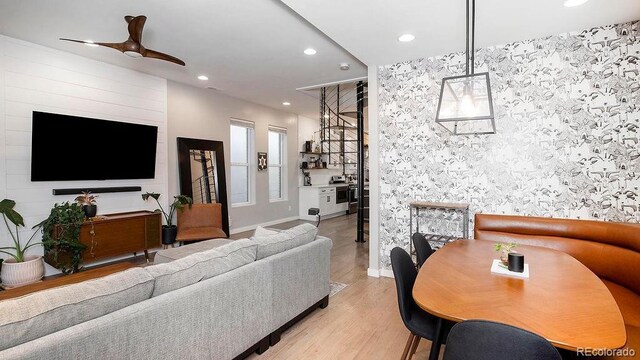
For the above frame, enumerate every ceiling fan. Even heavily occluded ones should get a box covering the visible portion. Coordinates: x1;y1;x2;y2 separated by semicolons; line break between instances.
60;15;185;66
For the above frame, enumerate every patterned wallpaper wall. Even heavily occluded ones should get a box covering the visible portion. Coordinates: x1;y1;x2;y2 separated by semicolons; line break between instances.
377;21;640;270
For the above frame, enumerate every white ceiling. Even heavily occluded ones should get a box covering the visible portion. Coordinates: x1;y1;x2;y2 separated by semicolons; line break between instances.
0;0;366;119
281;0;640;66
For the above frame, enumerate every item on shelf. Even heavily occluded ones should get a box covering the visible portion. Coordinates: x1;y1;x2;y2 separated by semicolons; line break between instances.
303;171;312;186
141;192;193;245
322;161;327;168
0;199;45;287
301;161;308;169
75;191;98;218
305;141;313;153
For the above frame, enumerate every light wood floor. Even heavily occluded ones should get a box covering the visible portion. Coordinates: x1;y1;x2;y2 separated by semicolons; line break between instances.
234;215;438;360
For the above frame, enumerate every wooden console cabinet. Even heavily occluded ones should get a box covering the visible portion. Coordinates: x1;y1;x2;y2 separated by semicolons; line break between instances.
80;211;162;262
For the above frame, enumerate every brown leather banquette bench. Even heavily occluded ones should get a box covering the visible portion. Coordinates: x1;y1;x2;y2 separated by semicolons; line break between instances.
474;214;640;357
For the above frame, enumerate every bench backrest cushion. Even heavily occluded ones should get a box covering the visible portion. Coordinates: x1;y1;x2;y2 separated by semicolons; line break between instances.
474;214;640;295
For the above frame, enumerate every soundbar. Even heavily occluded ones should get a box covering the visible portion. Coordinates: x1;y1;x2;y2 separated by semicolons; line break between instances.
52;186;142;196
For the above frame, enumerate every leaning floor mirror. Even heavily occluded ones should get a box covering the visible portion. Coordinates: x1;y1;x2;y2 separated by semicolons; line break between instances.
177;137;230;236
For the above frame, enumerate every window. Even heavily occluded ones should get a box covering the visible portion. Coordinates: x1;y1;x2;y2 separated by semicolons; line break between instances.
230;119;254;205
268;126;287;201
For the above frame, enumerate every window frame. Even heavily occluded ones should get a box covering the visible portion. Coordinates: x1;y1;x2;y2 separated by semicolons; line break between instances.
268;126;287;202
230;119;255;207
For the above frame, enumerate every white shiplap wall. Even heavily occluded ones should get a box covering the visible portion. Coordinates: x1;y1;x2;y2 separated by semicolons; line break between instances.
0;35;168;269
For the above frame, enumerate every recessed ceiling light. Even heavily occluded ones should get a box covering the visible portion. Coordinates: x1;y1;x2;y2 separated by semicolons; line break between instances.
84;40;99;47
282;102;291;106
197;75;209;81
304;48;317;55
563;0;588;7
339;63;350;71
398;34;415;42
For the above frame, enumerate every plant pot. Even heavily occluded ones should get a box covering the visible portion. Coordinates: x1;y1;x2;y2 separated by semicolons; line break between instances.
82;204;97;218
162;225;178;245
1;255;45;288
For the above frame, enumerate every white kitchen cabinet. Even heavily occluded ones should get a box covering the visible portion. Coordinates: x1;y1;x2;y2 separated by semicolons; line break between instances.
299;185;348;221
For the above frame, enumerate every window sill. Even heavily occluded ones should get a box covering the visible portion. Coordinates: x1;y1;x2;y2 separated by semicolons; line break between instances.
269;198;289;204
232;202;255;208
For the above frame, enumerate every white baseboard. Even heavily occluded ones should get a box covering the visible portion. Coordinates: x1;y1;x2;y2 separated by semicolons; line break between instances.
230;216;301;235
367;268;395;278
380;269;394;278
367;268;380;278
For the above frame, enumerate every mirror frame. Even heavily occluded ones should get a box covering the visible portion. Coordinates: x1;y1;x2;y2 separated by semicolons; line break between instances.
177;137;230;237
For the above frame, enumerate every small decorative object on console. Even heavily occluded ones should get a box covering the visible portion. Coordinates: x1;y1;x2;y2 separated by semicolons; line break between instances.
75;191;98;218
0;199;45;287
142;192;193;246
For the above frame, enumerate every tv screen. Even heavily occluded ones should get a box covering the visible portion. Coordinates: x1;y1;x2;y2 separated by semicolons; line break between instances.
31;112;158;181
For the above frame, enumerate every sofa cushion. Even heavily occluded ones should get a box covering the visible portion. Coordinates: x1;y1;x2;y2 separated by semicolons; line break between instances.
0;267;153;351
154;239;234;264
253;226;280;237
602;280;640;327
146;238;257;297
251;223;318;260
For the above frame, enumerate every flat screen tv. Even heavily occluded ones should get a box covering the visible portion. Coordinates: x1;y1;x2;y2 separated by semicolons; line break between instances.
31;111;158;181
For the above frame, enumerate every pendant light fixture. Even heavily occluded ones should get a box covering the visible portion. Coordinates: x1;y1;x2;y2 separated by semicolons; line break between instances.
435;0;495;135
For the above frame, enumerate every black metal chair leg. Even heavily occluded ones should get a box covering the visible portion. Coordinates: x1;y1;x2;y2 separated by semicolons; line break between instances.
428;318;443;360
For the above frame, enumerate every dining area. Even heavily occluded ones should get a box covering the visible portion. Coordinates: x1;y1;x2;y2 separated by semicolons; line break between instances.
392;213;638;360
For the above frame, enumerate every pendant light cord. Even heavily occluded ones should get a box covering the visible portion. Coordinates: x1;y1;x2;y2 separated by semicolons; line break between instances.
471;0;475;75
465;0;476;75
465;0;469;76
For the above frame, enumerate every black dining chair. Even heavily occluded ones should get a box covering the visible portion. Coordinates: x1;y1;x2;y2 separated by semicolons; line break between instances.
443;320;562;360
391;247;448;360
412;232;434;268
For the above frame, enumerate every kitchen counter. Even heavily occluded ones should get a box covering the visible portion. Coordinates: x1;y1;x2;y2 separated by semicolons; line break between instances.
299;184;348;188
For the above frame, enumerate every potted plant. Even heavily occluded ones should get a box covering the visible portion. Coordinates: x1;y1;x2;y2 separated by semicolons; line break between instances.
142;192;192;246
40;202;86;274
0;199;45;287
75;191;98;218
495;242;518;265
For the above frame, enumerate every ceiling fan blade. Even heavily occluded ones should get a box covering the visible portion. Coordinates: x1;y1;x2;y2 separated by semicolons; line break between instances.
94;42;127;52
59;38;94;45
142;48;186;66
127;15;147;44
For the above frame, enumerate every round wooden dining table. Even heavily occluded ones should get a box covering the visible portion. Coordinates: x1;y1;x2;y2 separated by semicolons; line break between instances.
413;239;626;357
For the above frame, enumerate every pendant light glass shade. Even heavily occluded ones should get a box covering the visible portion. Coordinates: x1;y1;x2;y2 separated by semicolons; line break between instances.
435;72;495;135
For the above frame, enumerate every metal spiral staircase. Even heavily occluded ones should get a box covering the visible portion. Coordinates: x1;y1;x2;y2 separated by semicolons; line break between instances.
319;81;368;176
317;80;368;243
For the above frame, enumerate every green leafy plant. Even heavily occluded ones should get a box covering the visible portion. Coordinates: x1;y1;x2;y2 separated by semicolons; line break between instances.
141;192;193;226
494;242;518;253
39;202;86;274
495;242;518;264
0;199;42;262
75;191;97;206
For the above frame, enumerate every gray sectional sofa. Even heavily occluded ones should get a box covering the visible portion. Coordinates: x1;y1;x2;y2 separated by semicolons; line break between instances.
0;223;331;360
